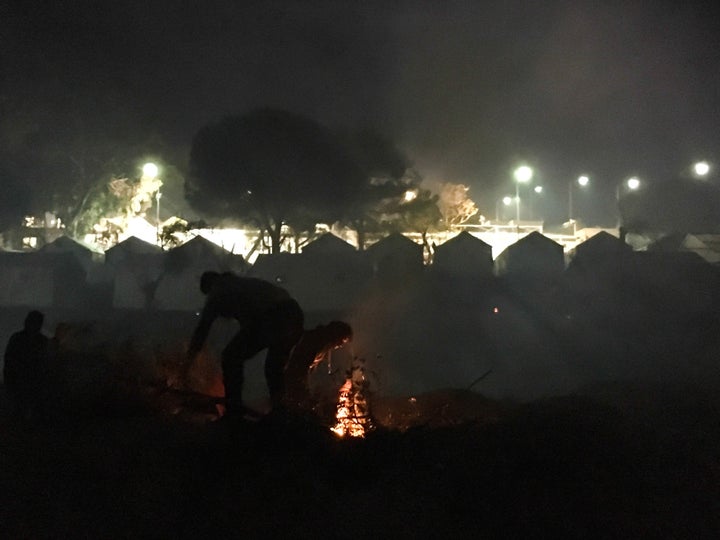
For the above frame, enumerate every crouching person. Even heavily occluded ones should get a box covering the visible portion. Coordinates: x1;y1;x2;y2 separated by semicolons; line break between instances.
284;321;353;412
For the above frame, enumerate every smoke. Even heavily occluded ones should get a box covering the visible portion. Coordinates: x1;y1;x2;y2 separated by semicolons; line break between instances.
3;1;720;227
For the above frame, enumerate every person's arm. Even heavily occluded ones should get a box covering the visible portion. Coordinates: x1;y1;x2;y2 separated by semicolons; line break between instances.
308;349;328;372
187;304;217;361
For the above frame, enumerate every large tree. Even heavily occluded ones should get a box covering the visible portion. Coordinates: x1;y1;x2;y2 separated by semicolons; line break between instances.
438;182;479;227
336;129;413;250
186;108;365;254
385;187;442;261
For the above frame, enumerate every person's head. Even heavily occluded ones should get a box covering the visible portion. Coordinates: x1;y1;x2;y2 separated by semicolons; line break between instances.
324;321;352;349
200;271;221;295
24;310;44;333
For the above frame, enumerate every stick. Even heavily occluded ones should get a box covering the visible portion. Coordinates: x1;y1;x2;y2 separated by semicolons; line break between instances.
467;369;493;390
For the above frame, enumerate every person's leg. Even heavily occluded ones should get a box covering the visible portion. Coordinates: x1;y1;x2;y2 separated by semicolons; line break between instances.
221;328;264;418
264;346;287;410
264;299;304;409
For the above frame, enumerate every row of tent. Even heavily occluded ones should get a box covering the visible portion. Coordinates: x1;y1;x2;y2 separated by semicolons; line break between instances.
0;230;718;313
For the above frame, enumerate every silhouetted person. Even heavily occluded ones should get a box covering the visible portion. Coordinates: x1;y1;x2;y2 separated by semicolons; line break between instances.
187;271;304;417
284;321;353;411
3;310;49;422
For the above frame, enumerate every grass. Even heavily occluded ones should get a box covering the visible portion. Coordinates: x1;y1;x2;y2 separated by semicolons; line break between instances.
1;381;719;539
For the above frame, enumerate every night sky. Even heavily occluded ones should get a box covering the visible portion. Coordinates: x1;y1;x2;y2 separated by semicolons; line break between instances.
2;0;720;228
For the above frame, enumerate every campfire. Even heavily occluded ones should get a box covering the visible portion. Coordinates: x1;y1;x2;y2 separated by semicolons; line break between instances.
330;357;375;438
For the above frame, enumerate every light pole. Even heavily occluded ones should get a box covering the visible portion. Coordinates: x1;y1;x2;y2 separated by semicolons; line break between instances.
615;177;641;230
531;185;543;220
569;175;590;220
155;191;162;246
616;177;641;202
513;165;533;226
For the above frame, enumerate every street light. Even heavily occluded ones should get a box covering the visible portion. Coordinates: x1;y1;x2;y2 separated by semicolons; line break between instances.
403;189;418;202
693;161;710;178
530;185;543;220
627;177;640;191
142;162;159;179
568;175;590;220
495;196;513;221
616;177;641;201
513;165;533;224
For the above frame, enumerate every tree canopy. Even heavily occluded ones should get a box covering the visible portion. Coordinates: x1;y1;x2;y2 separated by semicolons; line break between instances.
0;164;31;232
186;108;365;253
336;129;413;249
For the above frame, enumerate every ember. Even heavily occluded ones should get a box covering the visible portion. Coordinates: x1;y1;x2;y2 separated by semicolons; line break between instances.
330;357;375;438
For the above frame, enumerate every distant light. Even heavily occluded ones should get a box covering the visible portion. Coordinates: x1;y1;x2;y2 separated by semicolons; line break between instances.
502;196;513;205
578;175;590;187
513;165;533;183
403;190;417;202
142;162;159;178
627;177;641;190
493;307;499;313
694;161;710;177
534;185;543;194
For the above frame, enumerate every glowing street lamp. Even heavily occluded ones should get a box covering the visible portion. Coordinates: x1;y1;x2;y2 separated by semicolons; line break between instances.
693;161;710;177
155;191;163;245
514;165;533;183
513;165;533;224
615;176;641;204
403;189;418;202
142;162;159;179
495;195;513;221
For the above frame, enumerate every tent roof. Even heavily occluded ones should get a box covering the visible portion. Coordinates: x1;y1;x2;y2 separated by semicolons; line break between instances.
367;233;423;255
435;231;492;252
105;236;161;255
302;233;357;256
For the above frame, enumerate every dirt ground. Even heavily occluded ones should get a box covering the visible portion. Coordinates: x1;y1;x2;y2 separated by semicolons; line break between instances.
1;382;720;539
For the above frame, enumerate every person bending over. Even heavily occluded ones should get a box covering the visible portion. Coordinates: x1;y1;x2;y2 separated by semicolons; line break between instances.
187;271;304;417
284;321;353;411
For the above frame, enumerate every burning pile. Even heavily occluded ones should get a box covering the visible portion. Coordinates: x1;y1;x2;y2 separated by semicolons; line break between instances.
330;357;375;438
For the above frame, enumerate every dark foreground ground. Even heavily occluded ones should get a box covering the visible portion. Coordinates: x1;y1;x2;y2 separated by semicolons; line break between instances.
1;383;720;540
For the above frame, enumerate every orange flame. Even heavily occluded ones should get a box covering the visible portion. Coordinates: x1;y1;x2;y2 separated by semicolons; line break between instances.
330;360;374;438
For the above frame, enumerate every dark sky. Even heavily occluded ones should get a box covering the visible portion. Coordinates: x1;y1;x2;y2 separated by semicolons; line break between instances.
2;0;720;227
